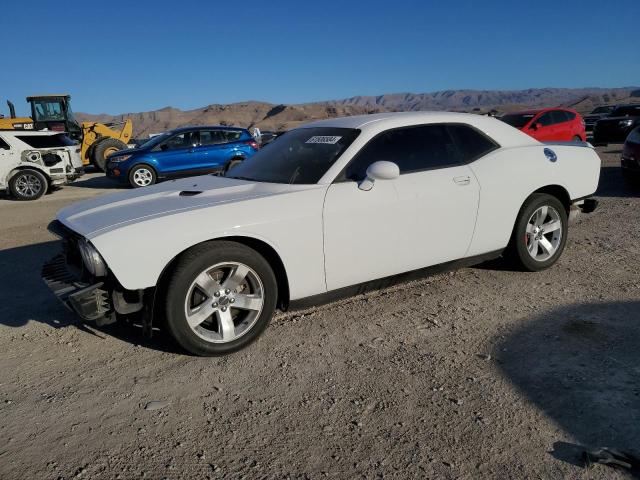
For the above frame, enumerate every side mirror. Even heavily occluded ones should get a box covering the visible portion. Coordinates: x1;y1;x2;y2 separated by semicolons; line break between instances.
358;161;400;191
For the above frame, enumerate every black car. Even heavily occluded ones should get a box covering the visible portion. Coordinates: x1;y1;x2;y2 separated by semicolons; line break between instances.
621;126;640;179
593;104;640;145
583;105;615;137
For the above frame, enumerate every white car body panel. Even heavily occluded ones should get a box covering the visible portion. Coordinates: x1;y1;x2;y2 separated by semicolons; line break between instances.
0;130;82;190
59;176;328;298
55;112;601;302
323;163;479;290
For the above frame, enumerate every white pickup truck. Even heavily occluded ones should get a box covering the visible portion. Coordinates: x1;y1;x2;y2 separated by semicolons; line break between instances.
0;130;84;200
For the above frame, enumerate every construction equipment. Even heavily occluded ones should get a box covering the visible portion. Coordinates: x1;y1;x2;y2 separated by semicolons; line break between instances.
0;95;132;171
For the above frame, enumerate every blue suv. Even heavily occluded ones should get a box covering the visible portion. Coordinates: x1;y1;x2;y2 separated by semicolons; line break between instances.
106;126;259;188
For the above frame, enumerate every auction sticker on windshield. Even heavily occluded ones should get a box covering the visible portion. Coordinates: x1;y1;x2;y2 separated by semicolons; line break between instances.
306;136;342;144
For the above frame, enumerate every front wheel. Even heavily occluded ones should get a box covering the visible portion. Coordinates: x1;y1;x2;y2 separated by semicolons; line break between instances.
129;164;157;188
506;193;568;271
164;241;278;356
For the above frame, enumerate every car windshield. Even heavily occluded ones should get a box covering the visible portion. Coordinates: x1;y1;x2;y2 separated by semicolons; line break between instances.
225;127;360;184
137;132;173;149
16;133;77;148
499;113;535;128
611;106;640;117
590;106;612;114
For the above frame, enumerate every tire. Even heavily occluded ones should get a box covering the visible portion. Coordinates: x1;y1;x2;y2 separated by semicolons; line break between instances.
224;157;244;174
128;164;157;188
164;241;278;356
9;169;48;201
92;138;128;172
505;193;568;272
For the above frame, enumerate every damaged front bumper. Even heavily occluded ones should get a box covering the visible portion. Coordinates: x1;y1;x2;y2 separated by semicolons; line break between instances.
41;254;116;325
42;221;150;330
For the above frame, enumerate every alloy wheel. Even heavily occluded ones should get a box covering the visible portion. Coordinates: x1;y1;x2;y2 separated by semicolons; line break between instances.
15;174;42;198
184;262;265;343
525;205;563;261
133;168;154;187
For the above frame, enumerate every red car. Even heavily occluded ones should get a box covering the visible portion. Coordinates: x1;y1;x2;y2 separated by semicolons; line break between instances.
500;108;586;142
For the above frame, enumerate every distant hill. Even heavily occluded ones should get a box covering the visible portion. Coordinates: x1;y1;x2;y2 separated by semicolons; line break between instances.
77;87;640;138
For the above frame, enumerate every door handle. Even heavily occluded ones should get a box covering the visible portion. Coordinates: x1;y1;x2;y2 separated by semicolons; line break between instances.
453;176;471;186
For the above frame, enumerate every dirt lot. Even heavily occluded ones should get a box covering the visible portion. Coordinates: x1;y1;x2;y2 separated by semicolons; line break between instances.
1;147;639;479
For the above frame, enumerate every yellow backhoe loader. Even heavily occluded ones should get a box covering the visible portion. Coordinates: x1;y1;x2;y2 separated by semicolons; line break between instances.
0;95;132;171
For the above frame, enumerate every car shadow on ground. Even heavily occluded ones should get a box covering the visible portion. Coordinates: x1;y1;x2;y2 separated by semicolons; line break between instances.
69;175;125;190
0;240;182;354
494;300;640;477
597;166;640;198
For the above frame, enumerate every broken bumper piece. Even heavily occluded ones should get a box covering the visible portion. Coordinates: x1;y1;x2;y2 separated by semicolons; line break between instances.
41;254;115;325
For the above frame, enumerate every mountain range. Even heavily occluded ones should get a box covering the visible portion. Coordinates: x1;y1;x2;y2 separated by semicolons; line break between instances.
77;87;640;138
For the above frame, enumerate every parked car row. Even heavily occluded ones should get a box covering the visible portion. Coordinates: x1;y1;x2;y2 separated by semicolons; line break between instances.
3;101;638;199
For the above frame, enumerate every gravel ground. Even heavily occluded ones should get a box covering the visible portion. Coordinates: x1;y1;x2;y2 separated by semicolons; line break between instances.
0;148;639;479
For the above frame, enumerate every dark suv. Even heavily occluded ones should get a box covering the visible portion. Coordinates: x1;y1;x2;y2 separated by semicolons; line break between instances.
583;105;615;138
593;104;640;145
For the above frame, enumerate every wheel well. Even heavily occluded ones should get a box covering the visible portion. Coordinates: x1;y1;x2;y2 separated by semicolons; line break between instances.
156;236;290;311
8;166;51;184
532;185;571;212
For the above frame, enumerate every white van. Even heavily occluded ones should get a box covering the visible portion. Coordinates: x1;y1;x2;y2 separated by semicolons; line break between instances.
0;131;84;200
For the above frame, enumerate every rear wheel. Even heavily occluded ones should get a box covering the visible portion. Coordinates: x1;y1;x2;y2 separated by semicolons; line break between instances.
9;169;48;200
93;138;128;171
164;241;277;356
506;193;568;271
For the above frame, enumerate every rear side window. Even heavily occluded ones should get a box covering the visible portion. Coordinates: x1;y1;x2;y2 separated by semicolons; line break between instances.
551;111;569;123
344;125;460;180
447;124;499;162
0;137;10;150
537;112;555;126
564;111;576;121
16;134;75;148
199;130;226;146
223;130;244;142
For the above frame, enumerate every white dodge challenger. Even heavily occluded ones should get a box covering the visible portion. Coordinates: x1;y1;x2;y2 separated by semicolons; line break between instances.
43;112;600;355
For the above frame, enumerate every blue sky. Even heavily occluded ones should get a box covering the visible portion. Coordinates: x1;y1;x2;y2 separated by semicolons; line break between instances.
1;0;638;115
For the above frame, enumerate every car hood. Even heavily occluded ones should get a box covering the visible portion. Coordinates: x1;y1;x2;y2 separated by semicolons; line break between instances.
585;114;607;120
597;115;640;123
107;146;146;159
57;175;315;239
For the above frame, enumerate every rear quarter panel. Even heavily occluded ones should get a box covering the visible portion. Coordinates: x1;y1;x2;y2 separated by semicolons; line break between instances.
466;143;600;256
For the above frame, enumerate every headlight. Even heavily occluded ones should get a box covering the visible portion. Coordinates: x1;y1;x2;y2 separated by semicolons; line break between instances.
108;155;131;163
619;119;634;128
78;240;107;277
